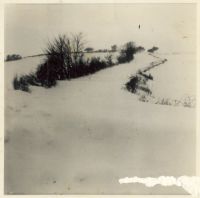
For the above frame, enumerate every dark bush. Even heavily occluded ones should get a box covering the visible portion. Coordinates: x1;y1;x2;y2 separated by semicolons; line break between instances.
6;54;22;61
135;46;145;53
147;46;159;53
117;52;127;64
88;57;107;73
13;35;141;92
33;34;76;87
25;73;41;86
13;75;30;92
13;73;42;92
117;42;137;63
125;75;139;93
36;33;86;83
105;54;114;66
36;62;57;88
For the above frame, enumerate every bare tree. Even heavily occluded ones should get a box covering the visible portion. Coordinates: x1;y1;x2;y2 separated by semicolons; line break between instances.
71;32;85;63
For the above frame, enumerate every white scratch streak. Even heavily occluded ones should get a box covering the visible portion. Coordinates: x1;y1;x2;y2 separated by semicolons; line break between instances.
119;176;200;197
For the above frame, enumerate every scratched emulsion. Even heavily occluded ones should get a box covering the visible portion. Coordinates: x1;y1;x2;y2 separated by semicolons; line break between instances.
119;176;200;196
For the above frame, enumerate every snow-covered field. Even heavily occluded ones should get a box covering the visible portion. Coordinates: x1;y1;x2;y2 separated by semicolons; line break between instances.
149;53;196;106
4;52;196;194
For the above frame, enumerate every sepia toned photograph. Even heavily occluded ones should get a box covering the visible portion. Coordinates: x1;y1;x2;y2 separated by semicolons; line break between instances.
4;3;197;195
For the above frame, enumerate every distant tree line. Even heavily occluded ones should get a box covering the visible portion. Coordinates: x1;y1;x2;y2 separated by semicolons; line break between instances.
13;33;145;92
6;54;22;61
84;44;118;53
84;47;94;53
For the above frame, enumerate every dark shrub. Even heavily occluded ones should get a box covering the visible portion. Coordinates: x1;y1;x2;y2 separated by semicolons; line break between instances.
44;35;73;79
88;57;107;73
13;35;141;92
117;52;127;64
124;42;136;61
36;62;57;88
70;53;88;78
89;57;100;73
33;34;76;87
105;54;114;66
147;46;159;53
6;54;22;61
35;33;85;85
125;75;139;93
135;46;145;53
25;73;40;86
117;42;137;63
13;75;30;92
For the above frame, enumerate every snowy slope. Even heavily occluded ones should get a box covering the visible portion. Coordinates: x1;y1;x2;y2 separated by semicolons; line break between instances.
151;52;196;99
4;52;196;194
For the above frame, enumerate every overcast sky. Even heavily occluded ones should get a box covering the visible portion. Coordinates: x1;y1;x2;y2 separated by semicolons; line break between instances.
5;3;196;56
